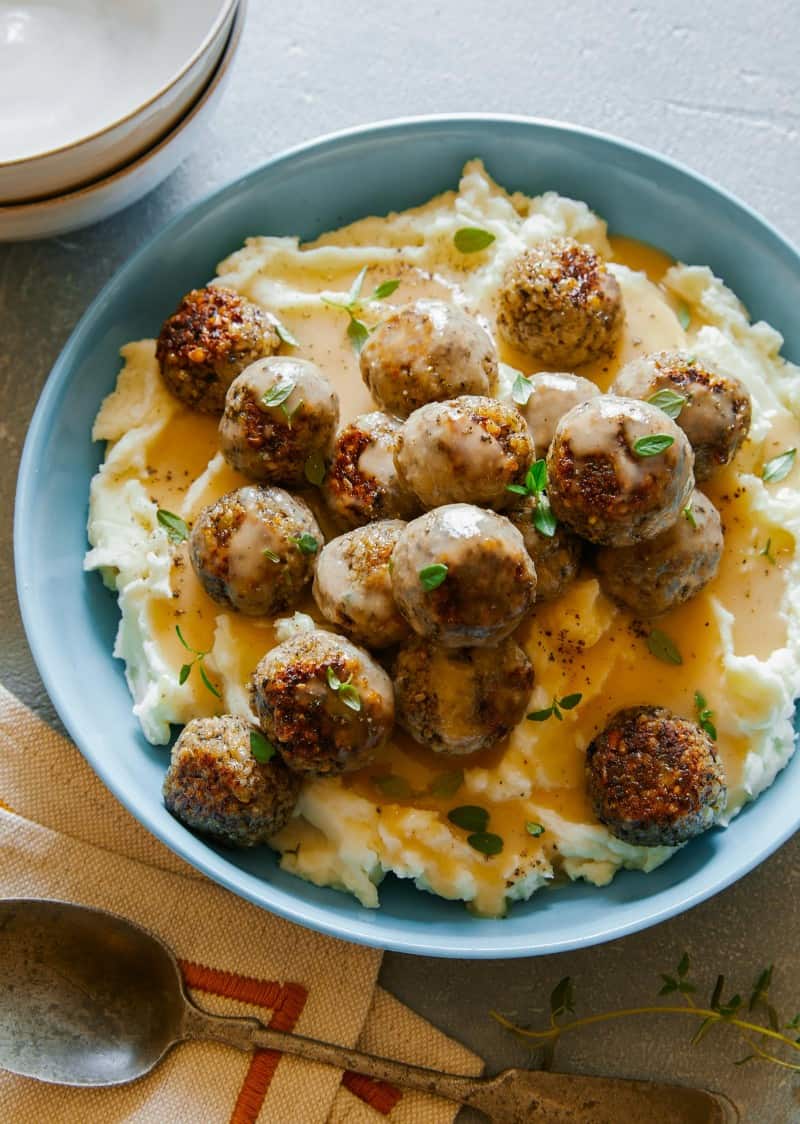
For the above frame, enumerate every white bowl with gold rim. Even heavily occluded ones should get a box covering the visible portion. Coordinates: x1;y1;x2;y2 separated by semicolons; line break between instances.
0;0;237;204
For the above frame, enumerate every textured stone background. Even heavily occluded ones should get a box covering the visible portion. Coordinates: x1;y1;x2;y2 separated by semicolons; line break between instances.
1;1;798;1119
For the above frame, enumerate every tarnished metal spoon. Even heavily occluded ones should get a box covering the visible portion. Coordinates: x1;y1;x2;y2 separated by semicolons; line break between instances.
0;899;736;1123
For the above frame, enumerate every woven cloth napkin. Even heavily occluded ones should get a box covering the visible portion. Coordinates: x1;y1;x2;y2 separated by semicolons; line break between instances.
0;683;482;1123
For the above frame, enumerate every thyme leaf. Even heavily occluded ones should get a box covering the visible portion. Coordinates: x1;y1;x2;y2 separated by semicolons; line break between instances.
157;509;189;544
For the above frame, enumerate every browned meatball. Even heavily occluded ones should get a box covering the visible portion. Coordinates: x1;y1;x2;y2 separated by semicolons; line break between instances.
497;239;624;367
394;395;535;510
163;715;300;847
506;495;582;601
612;350;752;480
219;356;339;486
516;371;600;453
312;521;410;649
596;491;722;616
547;396;695;546
360;300;498;417
251;630;395;775
587;706;726;846
393;636;534;754
390;504;537;648
323;411;421;528
189;486;321;616
156;287;280;413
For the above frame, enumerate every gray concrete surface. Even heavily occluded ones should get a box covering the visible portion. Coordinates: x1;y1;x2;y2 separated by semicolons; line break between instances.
1;1;798;1120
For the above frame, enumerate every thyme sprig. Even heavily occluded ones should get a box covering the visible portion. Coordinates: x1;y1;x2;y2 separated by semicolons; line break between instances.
175;625;222;699
527;693;582;723
492;953;800;1074
321;267;400;352
506;459;557;537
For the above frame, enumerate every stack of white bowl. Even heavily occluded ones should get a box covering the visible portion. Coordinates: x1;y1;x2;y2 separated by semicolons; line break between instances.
0;0;244;241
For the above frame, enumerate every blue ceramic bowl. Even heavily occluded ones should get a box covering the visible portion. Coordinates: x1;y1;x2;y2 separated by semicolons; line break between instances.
15;116;800;957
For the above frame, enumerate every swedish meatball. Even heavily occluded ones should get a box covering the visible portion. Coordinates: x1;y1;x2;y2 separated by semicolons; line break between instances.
189;486;321;616
313;521;409;649
506;495;582;601
163;715;300;847
391;504;537;647
547;396;695;546
251;630;394;775
596;491;722;616
324;412;421;528
219;356;339;486
587;706;726;846
517;371;600;453
497;239;624;367
156;287;280;413
360;300;498;417
394;395;535;510
612;350;751;480
394;636;534;754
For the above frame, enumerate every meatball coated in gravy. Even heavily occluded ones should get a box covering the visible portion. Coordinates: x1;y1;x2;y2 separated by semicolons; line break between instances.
359;300;498;417
157;286;280;414
251;629;394;775
496;239;623;368
547;396;695;546
506;495;582;601
394;636;534;754
391;504;537;648
612;350;752;481
163;715;300;847
394;395;534;510
189;486;321;616
587;706;726;846
323;412;421;527
219;356;339;486
517;371;600;454
313;521;409;649
596;490;723;616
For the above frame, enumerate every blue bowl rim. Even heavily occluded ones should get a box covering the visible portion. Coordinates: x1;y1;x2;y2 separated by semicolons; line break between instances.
14;113;800;958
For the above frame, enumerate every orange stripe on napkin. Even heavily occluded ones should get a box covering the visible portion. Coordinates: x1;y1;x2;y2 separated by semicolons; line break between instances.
341;1070;403;1115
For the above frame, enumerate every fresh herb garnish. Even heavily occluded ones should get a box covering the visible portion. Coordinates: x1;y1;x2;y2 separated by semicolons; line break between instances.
322;267;400;352
694;691;717;741
526;821;545;837
304;451;326;486
527;693;582;723
250;729;276;763
647;388;687;420
261;378;296;409
762;449;796;484
372;279;401;300
347;317;370;352
282;397;304;426
683;500;697;528
493;951;800;1075
647;628;683;665
262;548;281;563
453;227;496;253
760;537;776;564
506;459;557;537
325;666;362;711
676;303;692;331
419;563;448;591
468;831;504;856
292;533;319;555
175;625;222;698
447;805;489;833
274;318;300;348
157;509;189;544
511;372;534;406
372;774;414;799
633;434;675;457
428;769;465;798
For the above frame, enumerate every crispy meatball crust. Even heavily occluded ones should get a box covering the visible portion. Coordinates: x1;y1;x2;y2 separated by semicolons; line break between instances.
163;715;300;847
189;486;321;616
394;395;535;510
547;396;695;546
156;287;280;414
612;350;752;480
506;495;583;601
312;521;410;649
518;371;600;453
359;300;498;417
587;706;726;846
323;411;422;528
251;630;395;775
391;504;537;648
497;239;624;367
219;356;339;486
596;490;723;616
393;636;534;754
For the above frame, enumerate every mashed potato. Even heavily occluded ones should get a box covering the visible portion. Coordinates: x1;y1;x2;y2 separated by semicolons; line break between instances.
85;161;800;917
